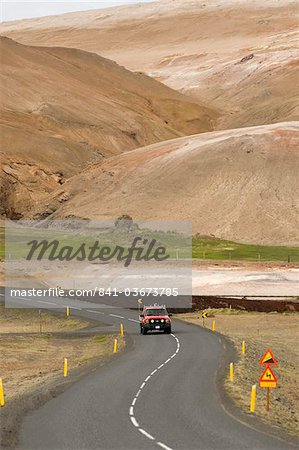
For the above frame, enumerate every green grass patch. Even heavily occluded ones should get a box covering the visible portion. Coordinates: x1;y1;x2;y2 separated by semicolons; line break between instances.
192;236;299;262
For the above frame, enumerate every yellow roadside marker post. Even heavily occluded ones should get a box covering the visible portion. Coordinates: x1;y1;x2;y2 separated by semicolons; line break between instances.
229;362;234;382
250;384;256;413
66;306;70;317
0;378;5;407
63;358;68;377
212;320;216;332
113;338;118;353
120;323;124;337
242;340;246;355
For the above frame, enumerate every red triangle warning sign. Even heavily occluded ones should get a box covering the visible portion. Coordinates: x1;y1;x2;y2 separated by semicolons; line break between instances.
259;366;277;388
259;348;278;366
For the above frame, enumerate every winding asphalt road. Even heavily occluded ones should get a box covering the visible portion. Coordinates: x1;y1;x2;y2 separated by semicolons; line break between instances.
1;290;296;450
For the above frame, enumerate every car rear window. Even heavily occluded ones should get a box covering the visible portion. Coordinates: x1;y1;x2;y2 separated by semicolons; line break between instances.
145;309;167;316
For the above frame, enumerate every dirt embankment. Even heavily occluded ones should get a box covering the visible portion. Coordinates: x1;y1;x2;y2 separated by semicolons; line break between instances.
191;296;299;313
178;310;299;437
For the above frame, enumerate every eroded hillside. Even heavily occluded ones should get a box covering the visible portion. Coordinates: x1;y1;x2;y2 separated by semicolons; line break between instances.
0;36;216;217
33;122;299;245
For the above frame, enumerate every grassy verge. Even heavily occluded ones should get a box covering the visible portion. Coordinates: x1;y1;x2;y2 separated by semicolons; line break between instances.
177;310;299;437
0;305;124;401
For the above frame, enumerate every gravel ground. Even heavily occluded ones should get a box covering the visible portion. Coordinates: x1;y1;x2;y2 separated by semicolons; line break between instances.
0;305;123;402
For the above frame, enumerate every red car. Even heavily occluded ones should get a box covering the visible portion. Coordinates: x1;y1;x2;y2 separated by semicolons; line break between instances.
139;305;172;335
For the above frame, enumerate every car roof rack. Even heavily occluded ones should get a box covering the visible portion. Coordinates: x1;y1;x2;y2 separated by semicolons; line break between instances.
144;304;166;309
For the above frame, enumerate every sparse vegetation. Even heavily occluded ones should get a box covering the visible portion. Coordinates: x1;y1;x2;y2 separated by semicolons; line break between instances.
0;305;122;401
0;303;88;333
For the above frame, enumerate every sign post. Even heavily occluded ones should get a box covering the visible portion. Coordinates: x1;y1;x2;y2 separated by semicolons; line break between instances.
266;388;270;412
137;298;143;313
259;348;278;412
201;311;208;326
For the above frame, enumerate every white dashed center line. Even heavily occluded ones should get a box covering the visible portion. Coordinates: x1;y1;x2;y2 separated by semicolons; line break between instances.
157;442;173;450
139;429;155;440
86;310;104;314
130;416;139;428
37;300;57;305
128;333;180;450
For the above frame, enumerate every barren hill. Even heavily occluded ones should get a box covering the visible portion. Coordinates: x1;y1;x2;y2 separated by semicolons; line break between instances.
0;36;216;218
36;122;299;245
1;2;298;245
1;0;298;129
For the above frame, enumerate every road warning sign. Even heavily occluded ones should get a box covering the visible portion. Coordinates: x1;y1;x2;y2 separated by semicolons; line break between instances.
202;311;208;319
259;366;277;388
259;348;278;366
